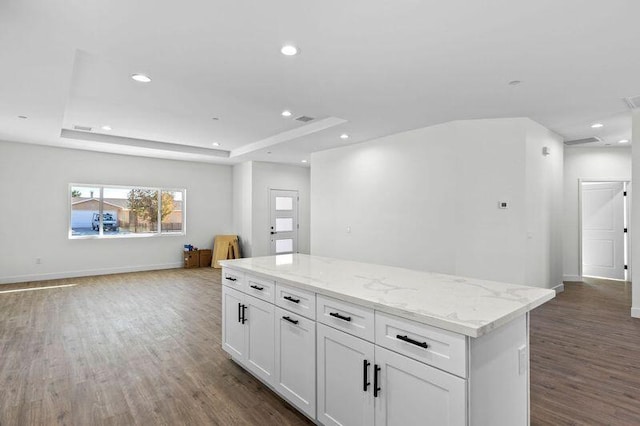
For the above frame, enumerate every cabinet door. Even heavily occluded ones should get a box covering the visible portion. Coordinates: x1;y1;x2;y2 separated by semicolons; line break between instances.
244;294;276;386
374;346;466;426
222;285;246;359
275;307;316;418
317;324;375;426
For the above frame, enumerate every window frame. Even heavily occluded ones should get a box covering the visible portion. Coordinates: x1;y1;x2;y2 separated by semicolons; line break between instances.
68;183;187;239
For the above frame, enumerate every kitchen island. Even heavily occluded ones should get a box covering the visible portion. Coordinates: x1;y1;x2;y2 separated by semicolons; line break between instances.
219;254;555;426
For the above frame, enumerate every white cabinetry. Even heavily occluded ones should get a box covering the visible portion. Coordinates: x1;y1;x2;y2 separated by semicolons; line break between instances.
274;307;316;418
221;285;275;386
317;322;466;426
374;345;466;426
221;266;531;426
317;323;375;426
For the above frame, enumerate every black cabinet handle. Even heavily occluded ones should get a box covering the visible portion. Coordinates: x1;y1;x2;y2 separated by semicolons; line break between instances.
225;276;237;282
241;304;247;324
250;284;264;291
329;312;352;322
373;364;381;397
396;334;429;349
284;295;300;304
363;360;371;391
238;302;242;323
282;316;299;325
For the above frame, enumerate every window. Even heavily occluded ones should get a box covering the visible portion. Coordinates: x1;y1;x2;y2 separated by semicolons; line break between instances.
69;184;185;238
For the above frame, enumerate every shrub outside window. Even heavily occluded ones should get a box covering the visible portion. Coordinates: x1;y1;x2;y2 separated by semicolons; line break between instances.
69;184;185;238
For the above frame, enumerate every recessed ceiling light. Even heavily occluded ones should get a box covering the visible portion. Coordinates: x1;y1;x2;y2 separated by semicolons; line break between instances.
619;139;630;144
340;134;349;140
281;45;298;56
591;123;604;129
101;125;112;131
212;142;220;146
282;110;292;117
131;73;152;83
301;160;308;163
17;115;27;119
508;80;522;86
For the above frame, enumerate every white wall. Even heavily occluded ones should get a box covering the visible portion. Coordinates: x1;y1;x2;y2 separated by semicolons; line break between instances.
311;118;562;288
233;161;253;257
563;146;632;281
251;161;310;256
525;121;564;290
632;111;640;317
0;140;233;284
232;161;311;258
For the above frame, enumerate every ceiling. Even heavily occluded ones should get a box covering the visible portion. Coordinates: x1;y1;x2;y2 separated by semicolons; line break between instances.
0;0;638;166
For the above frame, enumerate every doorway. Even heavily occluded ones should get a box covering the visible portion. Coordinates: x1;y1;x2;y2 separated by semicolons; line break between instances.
580;180;630;281
269;189;298;255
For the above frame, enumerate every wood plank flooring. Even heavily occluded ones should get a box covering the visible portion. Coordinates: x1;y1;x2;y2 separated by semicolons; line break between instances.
530;278;640;425
0;269;312;426
1;270;639;425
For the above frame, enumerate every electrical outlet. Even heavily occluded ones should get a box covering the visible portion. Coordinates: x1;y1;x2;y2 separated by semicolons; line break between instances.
35;257;42;264
518;345;527;375
498;201;508;209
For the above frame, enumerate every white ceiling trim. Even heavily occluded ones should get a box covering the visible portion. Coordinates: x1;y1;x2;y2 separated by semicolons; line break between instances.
230;117;348;158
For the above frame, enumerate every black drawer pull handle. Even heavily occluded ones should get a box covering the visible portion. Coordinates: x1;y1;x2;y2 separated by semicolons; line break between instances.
225;276;237;282
241;304;247;324
284;295;300;304
282;316;299;325
363;360;370;391
396;334;429;349
250;284;264;291
329;312;352;322
238;302;242;323
373;364;381;397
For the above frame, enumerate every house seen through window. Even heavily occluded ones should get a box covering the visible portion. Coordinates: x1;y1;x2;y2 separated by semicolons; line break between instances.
70;185;185;238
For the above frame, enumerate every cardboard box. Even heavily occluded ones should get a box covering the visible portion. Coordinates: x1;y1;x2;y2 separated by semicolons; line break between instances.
183;250;200;269
199;249;213;267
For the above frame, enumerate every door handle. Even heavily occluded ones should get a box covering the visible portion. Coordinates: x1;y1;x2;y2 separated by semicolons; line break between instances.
226;276;237;282
241;304;247;324
238;302;242;323
363;360;371;391
283;295;300;304
282;316;299;325
396;334;429;349
329;312;352;322
250;284;264;291
270;231;277;235
373;364;381;397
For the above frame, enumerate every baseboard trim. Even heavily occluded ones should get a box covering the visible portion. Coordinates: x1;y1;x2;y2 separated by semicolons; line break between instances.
552;283;565;293
0;262;183;285
631;307;640;319
563;275;582;282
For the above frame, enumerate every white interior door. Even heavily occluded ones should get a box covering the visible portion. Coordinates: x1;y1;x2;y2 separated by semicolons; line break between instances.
581;181;626;280
269;189;298;255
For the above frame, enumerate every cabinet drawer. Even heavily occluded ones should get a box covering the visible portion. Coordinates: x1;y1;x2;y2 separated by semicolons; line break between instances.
375;312;467;377
275;283;316;320
246;274;275;303
317;295;374;342
222;268;245;290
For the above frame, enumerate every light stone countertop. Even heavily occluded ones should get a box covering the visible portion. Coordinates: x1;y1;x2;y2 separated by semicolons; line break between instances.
219;254;555;338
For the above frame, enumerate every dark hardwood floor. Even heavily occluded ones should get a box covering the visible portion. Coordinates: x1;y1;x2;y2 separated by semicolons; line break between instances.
530;278;640;426
1;270;639;425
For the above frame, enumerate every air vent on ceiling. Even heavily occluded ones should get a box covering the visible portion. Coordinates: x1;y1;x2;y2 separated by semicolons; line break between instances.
73;125;93;132
564;137;602;146
624;95;640;110
295;115;314;122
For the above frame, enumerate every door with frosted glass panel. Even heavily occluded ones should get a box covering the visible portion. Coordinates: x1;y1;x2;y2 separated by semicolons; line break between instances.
270;189;298;255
